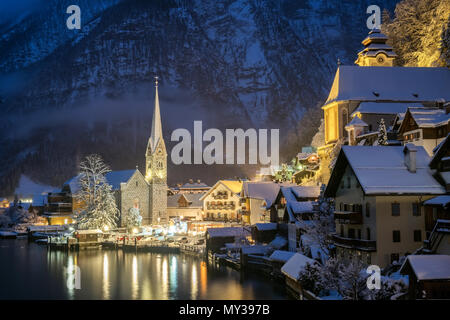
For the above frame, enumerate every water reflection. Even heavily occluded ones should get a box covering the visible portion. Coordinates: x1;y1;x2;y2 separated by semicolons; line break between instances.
170;256;177;295
103;253;109;299
0;240;289;300
161;257;168;299
132;255;138;299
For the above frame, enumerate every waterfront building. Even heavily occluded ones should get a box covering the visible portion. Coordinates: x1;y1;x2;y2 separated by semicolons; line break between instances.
240;181;281;225
64;169;150;226
281;253;317;300
324;145;446;267
200;180;243;223
167;192;205;221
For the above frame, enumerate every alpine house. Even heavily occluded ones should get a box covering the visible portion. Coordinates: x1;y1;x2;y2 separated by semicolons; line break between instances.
324;144;446;267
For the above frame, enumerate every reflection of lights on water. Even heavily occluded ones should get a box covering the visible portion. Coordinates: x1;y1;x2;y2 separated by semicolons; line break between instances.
103;253;109;299
170;256;177;291
67;255;75;300
161;258;168;299
132;255;138;299
191;263;198;299
200;261;207;296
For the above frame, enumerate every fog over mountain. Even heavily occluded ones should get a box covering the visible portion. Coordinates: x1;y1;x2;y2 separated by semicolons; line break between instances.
0;0;398;196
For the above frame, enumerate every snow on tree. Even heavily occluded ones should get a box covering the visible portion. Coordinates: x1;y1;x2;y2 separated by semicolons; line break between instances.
0;205;41;229
377;118;388;146
74;154;119;230
322;256;369;300
298;262;327;296
382;0;450;67
301;184;335;256
126;207;142;228
311;119;325;149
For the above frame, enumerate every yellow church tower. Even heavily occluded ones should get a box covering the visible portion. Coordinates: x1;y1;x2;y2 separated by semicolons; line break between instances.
354;29;397;66
145;77;168;225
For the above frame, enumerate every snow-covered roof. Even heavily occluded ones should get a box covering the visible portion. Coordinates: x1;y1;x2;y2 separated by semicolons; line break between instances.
206;227;250;238
345;116;368;128
290;186;321;199
269;250;295;263
269;236;288;249
351;102;423;116
167;193;205;208
242;181;280;207
179;181;210;189
253;222;277;231
325;66;450;105
289;201;315;214
281;253;316;280
14;175;56;197
327;146;446;196
199;180;243;201
105;170;137;190
64;169;140;193
423;195;450;207
401;255;450;281
407;107;450;128
241;245;270;255
281;187;317;222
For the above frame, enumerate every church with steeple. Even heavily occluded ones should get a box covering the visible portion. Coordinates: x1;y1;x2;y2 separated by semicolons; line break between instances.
317;28;450;183
145;76;168;224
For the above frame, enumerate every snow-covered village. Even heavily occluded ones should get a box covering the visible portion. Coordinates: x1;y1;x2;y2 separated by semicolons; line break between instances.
0;0;449;305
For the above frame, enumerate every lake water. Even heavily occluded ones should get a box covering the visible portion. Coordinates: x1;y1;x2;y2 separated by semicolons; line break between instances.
0;239;289;300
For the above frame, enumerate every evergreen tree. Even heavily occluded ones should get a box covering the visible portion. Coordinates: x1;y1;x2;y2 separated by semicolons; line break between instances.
74;154;119;230
378;118;388;146
382;0;450;67
126;207;142;228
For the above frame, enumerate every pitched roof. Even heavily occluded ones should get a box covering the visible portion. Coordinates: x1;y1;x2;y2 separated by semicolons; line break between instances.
269;250;295;263
64;169;140;193
281;253;316;280
281;186;317;222
199;180;243;201
206;227;250;238
423;195;450;207
430;133;450;169
325;146;446;196
407;107;450;128
168;193;205;208
400;255;450;281
242;181;280;207
179;181;210;189
325;66;450;105
351;102;423;116
345;116;368;128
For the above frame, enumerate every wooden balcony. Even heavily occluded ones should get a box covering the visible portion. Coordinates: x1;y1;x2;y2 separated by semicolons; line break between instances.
334;211;363;224
331;233;376;252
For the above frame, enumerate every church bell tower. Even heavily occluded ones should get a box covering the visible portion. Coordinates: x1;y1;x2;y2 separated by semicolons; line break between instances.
145;76;168;225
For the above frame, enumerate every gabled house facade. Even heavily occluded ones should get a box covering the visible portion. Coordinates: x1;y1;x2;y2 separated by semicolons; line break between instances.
325;145;446;267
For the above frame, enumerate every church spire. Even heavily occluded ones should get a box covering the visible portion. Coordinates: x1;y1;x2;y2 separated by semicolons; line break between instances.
149;76;164;153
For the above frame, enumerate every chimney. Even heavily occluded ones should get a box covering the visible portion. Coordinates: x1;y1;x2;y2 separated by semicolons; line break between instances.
403;143;417;173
